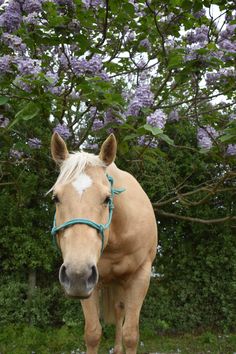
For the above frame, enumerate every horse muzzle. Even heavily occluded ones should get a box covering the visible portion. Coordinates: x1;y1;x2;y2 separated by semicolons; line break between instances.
59;263;98;298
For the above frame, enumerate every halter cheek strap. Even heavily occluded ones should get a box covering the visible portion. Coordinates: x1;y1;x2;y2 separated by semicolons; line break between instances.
51;175;125;254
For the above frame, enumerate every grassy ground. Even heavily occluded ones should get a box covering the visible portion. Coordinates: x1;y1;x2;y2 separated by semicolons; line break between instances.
0;325;235;354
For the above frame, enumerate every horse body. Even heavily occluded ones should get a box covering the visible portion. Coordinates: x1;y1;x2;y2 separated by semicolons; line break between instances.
50;133;157;354
99;163;156;281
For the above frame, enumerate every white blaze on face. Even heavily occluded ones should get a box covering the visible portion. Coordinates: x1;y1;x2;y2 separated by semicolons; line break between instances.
72;173;92;196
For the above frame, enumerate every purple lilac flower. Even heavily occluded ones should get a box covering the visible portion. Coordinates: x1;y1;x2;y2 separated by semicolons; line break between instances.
193;9;206;18
53;124;71;140
0;55;12;73
197;126;218;150
15;76;32;92
27;137;42;149
90;106;97;117
127;84;154;117
0;0;22;32
187;25;208;44
0;115;9;128
23;12;39;25
146;109;167;130
1;33;26;51
71;55;103;76
16;58;41;76
48;86;64;95
206;68;236;86
138;135;158;148
136;84;154;106
9;149;24;160
218;39;236;53
69;90;80;100
126;30;136;42
45;71;59;85
127;98;143;117
168;110;179;122
219;24;236;40
139;38;151;51
59;53;69;69
92;118;103;131
226;144;236;156
23;0;42;13
82;0;103;8
104;109;123;125
98;71;110;81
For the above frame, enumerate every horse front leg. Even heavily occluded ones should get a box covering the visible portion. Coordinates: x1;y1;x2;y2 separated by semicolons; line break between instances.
114;300;125;354
122;262;152;354
80;289;102;354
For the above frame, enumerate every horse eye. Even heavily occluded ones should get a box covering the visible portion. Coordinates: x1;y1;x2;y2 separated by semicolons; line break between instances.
104;196;111;205
52;194;60;203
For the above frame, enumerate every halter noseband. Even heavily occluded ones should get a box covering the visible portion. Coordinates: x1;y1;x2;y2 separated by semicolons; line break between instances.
51;175;125;254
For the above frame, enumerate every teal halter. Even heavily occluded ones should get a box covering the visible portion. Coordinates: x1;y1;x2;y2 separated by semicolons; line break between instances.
51;175;125;253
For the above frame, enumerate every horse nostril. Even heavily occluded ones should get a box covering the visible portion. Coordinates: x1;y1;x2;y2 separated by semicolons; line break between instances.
59;264;70;289
87;265;98;287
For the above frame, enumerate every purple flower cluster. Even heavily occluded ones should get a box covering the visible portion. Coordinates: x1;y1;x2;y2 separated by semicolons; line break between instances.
139;38;151;51
0;55;12;73
218;24;236;54
168;110;179;122
146;109;167;129
226;144;236;156
206;68;236;86
0;0;22;32
197;126;218;150
138;135;158;148
193;9;206;19
197;128;212;149
218;39;236;53
23;0;42;14
23;12;39;25
0;115;9;128
92;118;103;131
82;0;103;8
16;58;41;76
187;25;208;44
127;84;154;116
27;137;42;149
104;109;123;125
71;55;103;76
53;124;71;140
1;33;26;52
9;149;24;160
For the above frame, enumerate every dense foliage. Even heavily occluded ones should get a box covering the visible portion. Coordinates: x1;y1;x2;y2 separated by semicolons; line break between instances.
0;0;235;333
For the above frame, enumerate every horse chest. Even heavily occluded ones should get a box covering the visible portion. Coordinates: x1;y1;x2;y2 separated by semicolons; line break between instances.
98;253;139;282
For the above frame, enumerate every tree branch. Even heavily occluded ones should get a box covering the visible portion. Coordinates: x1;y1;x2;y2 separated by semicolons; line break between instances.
156;209;236;224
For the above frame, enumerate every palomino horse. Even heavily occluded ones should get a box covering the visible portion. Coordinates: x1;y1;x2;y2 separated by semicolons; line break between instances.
50;132;157;354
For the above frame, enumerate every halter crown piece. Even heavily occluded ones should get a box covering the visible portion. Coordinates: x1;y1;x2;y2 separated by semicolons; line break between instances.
51;175;125;254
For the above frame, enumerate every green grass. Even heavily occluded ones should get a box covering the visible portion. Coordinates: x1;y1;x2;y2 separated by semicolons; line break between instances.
0;325;235;354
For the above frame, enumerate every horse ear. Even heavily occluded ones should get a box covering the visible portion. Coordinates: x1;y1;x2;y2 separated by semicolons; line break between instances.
51;132;69;164
99;133;117;166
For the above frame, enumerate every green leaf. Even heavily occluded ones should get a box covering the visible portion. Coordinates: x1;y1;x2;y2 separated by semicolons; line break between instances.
158;133;175;146
0;96;9;105
143;124;163;135
8;102;40;129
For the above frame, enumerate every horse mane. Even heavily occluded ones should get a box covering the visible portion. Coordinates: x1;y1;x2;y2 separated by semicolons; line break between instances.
49;152;105;193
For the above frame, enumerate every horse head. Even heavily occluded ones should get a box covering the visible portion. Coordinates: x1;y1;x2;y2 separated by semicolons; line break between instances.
50;133;117;298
